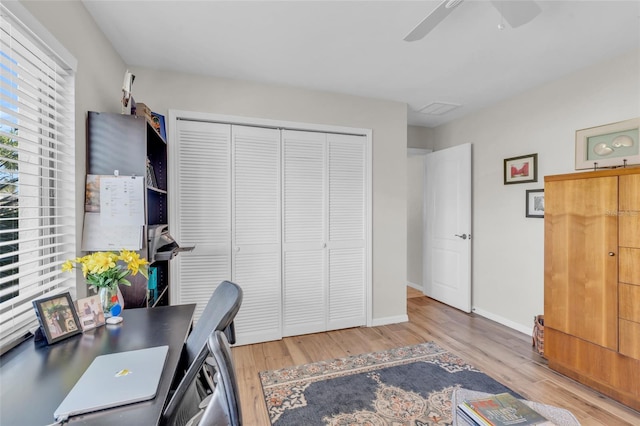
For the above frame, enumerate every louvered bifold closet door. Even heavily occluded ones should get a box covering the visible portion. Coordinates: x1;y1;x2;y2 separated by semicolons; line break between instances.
231;125;282;345
174;121;231;322
282;130;327;336
327;133;366;330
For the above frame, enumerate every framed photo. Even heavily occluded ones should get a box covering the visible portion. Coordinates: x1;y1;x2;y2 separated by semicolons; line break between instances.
32;292;81;344
526;189;545;218
74;295;106;331
575;117;640;170
504;153;538;185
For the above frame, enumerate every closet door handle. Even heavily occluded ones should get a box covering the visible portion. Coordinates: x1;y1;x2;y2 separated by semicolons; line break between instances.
235;247;240;253
608;252;615;256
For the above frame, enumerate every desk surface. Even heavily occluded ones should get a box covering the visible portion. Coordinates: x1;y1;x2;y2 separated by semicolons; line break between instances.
0;303;195;426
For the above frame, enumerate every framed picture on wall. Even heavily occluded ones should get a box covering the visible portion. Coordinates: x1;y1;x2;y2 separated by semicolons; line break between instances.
575;117;639;170
526;189;545;218
504;153;538;185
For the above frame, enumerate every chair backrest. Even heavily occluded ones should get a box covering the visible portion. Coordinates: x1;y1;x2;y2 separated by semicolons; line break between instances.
199;330;242;426
185;281;243;367
161;281;242;426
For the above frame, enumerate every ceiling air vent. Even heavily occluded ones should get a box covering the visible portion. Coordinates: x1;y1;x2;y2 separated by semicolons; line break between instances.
417;102;461;115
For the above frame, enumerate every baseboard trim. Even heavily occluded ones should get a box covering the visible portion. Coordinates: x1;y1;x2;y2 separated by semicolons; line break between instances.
371;314;409;327
471;307;532;336
407;281;423;291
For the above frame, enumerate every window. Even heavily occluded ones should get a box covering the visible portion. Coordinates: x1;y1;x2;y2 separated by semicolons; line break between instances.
0;3;76;353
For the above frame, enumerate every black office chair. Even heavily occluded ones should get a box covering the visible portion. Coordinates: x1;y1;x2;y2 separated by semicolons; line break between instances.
161;281;243;426
185;280;243;366
197;330;242;426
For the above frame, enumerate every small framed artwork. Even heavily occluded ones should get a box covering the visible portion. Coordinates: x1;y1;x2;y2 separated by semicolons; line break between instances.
575;117;639;170
32;292;81;344
74;295;106;331
150;112;166;141
504;153;538;185
526;189;545;218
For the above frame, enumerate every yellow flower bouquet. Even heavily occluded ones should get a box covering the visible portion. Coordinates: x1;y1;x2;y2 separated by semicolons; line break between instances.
62;250;149;291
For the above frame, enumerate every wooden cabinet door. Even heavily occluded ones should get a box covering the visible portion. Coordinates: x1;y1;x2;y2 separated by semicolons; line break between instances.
544;176;618;350
619;174;640;248
619;174;640;359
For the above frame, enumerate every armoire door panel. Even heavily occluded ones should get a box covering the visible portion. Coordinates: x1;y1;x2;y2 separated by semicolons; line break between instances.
619;283;640;323
619;174;640;248
283;250;326;336
174;120;231;320
619;247;640;285
544;176;618;350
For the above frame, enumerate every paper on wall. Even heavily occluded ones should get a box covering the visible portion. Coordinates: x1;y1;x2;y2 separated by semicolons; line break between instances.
81;213;142;251
99;176;145;226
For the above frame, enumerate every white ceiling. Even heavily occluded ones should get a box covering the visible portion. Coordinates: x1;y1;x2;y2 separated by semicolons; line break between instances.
81;1;640;128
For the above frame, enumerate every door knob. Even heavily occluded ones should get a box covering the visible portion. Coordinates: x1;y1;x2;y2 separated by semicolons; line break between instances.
608;252;615;256
455;234;468;240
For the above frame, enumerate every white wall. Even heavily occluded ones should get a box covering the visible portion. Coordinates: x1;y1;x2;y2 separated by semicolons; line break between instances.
432;49;640;333
408;125;433;150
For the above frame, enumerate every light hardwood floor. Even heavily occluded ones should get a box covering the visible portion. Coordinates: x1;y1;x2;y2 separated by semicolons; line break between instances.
232;287;640;425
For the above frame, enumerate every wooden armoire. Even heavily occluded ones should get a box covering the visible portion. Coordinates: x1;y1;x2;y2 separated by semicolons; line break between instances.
544;167;640;411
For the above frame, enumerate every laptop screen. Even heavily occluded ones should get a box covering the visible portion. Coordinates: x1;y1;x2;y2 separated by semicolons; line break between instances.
54;345;169;421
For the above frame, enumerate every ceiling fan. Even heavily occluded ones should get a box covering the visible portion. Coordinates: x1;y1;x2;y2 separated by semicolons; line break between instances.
404;0;542;41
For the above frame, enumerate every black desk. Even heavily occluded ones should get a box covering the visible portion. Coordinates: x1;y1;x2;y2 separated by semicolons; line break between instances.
0;303;195;426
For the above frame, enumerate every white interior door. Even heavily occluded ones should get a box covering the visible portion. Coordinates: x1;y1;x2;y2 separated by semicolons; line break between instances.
172;120;231;321
326;133;366;330
424;143;472;312
231;125;282;345
282;130;327;336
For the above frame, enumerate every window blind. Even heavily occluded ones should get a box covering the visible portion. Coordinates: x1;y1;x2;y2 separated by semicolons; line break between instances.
0;4;76;354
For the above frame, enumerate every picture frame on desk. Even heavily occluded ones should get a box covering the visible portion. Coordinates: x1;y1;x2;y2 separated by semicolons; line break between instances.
151;112;166;141
33;292;81;344
74;295;106;331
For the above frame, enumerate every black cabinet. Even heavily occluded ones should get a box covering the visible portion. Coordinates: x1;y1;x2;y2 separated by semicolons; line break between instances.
87;111;169;307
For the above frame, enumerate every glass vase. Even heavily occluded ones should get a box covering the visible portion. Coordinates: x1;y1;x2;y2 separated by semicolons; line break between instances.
98;286;124;318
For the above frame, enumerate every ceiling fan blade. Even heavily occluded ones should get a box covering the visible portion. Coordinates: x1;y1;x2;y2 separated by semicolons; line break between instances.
490;0;541;28
403;0;465;42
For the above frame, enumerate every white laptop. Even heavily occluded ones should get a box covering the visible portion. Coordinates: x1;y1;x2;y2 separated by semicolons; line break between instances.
54;345;169;421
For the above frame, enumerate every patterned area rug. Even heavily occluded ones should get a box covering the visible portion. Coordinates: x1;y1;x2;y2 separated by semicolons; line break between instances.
259;341;520;425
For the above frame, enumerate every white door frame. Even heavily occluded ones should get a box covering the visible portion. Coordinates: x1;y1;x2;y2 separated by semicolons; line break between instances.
407;148;432;292
167;110;373;327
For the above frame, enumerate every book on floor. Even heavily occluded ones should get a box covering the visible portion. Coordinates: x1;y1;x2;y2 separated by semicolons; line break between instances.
458;392;554;426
